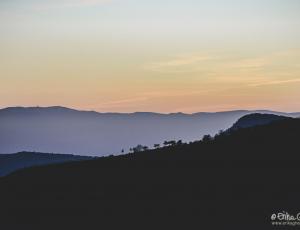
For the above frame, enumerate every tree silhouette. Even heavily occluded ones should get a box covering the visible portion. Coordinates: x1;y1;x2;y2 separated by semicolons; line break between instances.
131;145;149;153
142;146;149;151
154;144;160;149
163;140;177;147
177;140;183;145
202;134;213;142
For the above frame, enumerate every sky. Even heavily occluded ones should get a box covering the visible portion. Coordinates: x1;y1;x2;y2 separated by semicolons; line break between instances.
1;0;300;113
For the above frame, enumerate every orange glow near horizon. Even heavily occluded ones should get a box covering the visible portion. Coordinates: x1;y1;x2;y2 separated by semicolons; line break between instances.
1;0;300;113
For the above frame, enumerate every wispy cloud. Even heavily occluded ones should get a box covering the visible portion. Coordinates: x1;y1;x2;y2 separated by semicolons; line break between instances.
143;53;272;75
81;89;221;111
98;97;149;106
83;96;150;110
153;55;214;67
227;57;269;71
144;49;300;76
249;78;300;87
144;54;217;73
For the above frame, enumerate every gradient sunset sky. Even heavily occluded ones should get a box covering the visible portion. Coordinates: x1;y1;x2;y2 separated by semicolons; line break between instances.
1;0;300;113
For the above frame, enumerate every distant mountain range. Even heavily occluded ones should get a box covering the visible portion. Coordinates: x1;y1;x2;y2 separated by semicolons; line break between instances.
0;106;299;156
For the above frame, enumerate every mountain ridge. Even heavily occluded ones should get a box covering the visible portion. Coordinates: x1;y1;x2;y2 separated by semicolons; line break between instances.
1;106;299;116
1;106;299;156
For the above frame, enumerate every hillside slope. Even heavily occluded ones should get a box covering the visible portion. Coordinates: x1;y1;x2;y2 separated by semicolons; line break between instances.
0;152;92;176
230;113;291;130
0;118;300;229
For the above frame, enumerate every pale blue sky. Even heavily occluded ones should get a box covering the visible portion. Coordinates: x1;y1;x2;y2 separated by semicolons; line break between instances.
2;0;300;40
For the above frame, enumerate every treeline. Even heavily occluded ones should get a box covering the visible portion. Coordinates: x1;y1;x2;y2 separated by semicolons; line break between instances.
127;130;227;154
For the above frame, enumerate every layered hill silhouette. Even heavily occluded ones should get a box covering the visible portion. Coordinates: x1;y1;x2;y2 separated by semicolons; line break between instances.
230;113;292;130
0;113;289;176
0;152;92;176
0;116;299;229
0;106;299;156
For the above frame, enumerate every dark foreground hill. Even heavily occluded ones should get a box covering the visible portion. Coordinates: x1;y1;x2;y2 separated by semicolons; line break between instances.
0;152;93;176
0;118;300;229
230;113;291;130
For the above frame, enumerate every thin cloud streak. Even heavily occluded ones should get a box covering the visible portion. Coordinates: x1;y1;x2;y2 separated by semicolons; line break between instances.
144;54;217;73
82;97;150;110
143;53;271;75
249;78;300;87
